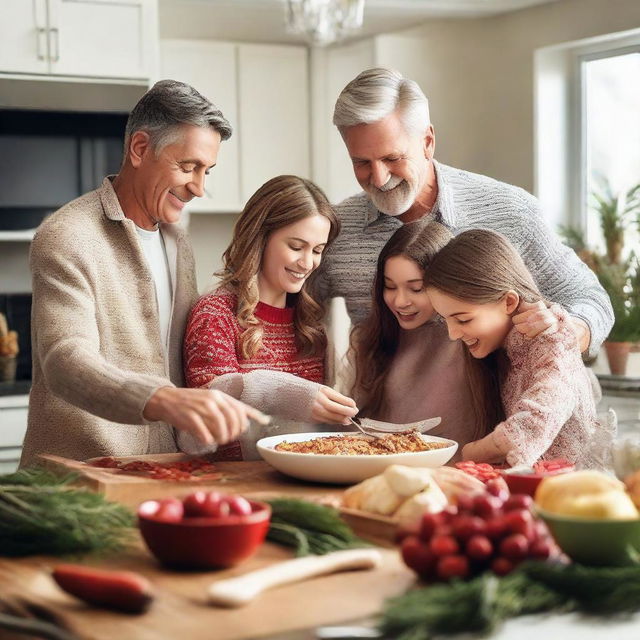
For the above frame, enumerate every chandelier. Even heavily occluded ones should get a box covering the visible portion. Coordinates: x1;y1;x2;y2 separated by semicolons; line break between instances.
285;0;365;47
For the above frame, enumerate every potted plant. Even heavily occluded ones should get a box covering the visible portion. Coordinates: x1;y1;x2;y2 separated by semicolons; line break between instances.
559;179;640;375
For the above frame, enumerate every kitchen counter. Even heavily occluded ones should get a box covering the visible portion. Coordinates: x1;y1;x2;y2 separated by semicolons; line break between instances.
2;461;640;640
0;539;413;640
0;461;415;640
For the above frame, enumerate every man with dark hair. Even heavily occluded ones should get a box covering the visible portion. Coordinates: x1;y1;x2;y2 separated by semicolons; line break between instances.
21;80;266;467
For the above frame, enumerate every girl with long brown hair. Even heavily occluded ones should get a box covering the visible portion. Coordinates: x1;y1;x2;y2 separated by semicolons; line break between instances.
425;229;612;468
180;175;357;460
350;220;503;457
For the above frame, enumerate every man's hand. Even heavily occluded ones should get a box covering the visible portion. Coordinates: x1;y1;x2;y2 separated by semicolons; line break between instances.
512;301;591;353
311;386;358;425
567;316;591;354
512;300;558;338
144;387;270;446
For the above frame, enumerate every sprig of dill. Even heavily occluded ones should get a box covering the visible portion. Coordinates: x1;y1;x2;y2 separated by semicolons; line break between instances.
0;468;135;556
379;561;640;639
266;498;370;556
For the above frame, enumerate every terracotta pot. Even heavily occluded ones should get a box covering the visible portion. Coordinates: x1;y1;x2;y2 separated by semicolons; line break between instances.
604;341;632;376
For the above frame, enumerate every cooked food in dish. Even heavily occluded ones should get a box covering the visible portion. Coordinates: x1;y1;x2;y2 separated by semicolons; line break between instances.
274;432;449;456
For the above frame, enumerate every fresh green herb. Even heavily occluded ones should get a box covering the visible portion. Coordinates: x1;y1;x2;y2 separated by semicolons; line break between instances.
380;561;640;638
522;562;640;614
266;498;369;556
0;468;135;557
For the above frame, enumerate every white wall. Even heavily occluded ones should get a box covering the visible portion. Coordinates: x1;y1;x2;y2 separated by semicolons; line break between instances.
375;0;640;195
188;213;239;294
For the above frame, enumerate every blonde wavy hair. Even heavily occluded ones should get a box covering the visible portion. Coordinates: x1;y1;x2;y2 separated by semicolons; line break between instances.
218;175;340;359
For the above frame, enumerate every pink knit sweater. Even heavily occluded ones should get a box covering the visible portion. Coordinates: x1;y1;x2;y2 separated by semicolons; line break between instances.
487;307;610;468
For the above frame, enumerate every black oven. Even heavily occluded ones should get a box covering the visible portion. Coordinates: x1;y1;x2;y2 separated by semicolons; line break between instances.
0;109;127;230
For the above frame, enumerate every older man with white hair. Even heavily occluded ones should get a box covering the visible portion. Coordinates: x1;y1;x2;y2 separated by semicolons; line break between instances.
316;67;613;359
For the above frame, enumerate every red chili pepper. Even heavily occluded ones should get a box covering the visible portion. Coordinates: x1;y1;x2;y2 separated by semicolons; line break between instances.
52;564;154;614
532;459;574;475
89;456;220;481
455;461;501;483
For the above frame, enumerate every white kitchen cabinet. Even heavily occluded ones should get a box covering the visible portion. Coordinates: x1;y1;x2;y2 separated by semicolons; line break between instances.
0;1;49;75
159;39;310;212
0;0;157;81
0;396;28;473
160;40;240;212
237;44;310;200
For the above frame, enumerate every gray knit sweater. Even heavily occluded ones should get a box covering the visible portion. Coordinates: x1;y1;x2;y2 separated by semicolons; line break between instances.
315;161;613;358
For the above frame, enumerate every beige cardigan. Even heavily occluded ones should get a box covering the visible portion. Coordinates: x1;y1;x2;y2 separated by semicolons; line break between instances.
20;178;198;467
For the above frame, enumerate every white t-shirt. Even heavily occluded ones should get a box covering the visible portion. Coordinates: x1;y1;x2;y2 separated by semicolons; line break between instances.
136;226;173;354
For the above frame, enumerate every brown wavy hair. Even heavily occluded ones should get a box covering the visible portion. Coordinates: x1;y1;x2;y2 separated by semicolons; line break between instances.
351;221;504;439
218;175;340;359
422;229;546;435
424;229;543;305
350;220;450;413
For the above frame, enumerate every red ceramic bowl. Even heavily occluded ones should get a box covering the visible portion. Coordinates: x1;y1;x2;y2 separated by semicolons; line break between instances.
500;471;544;497
500;463;575;497
138;499;271;570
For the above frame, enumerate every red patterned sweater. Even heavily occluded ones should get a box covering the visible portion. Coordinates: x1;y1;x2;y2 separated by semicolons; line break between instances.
179;289;325;460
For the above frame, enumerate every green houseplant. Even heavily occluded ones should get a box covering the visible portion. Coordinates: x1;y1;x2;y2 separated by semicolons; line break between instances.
559;179;640;374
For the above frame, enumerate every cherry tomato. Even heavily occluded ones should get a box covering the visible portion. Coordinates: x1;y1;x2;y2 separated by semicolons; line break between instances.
451;515;487;541
440;505;459;523
226;495;252;516
419;512;444;542
466;535;493;561
200;492;230;518
401;536;436;577
455;493;475;513
485;515;508;540
499;533;529;560
473;494;503;519
530;538;555;559
182;491;209;517
485;478;510;502
503;510;535;540
503;494;533;511
153;498;184;522
436;555;470;581
491;556;516;576
430;535;460;557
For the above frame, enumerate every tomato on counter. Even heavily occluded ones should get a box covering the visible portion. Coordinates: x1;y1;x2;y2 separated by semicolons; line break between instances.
397;486;560;583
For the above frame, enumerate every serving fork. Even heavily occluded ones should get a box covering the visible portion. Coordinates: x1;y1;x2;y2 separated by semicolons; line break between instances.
348;416;441;438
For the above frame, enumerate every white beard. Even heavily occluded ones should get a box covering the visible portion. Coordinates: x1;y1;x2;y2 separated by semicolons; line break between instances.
367;175;417;216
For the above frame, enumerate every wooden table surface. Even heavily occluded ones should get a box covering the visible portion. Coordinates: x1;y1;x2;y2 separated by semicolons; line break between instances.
0;461;415;640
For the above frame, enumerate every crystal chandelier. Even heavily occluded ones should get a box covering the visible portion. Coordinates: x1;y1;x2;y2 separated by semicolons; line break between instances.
285;0;365;47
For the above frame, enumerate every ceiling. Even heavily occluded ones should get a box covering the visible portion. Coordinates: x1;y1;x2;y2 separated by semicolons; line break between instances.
159;0;560;44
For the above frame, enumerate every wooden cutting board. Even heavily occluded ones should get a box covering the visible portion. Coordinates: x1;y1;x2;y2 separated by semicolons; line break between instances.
38;454;398;546
0;536;416;640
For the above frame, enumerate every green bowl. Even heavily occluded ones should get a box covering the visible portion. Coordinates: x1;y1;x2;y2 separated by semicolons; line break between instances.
536;508;640;566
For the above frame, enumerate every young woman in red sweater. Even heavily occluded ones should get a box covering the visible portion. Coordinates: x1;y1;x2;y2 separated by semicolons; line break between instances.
180;175;358;460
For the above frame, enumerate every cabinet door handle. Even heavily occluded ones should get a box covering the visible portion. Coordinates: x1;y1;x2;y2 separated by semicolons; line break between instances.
36;27;47;61
49;27;60;62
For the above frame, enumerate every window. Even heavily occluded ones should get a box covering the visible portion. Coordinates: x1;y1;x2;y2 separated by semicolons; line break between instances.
534;29;640;235
582;50;640;255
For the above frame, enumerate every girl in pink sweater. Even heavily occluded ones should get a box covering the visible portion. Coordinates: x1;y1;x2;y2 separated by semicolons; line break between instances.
181;175;357;460
425;229;613;468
